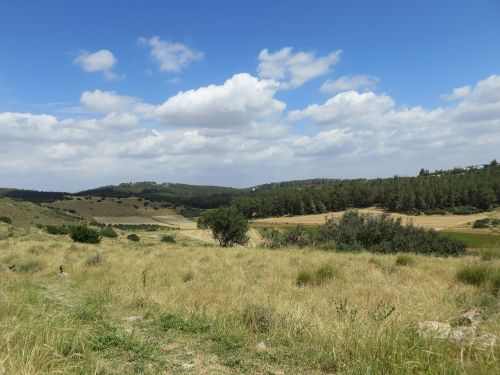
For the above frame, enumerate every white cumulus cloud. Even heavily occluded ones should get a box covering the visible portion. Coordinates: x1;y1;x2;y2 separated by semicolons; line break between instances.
441;85;471;101
155;73;285;128
258;47;342;89
139;36;203;72
74;49;120;80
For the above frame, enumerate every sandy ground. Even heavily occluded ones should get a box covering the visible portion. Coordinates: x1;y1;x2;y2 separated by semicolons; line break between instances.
252;208;500;231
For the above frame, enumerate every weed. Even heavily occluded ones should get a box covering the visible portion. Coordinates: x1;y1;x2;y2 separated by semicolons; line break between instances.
182;271;194;282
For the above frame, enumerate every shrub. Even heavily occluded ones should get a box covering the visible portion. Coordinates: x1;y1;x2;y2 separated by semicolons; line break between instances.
161;235;176;243
100;226;118;238
18;260;44;272
70;225;101;244
395;254;415;266
85;252;103;266
283;225;312;247
46;225;70;235
182;271;194;282
297;264;339;286
242;303;272;333
456;264;492;285
197;207;248;247
0;216;12;224
473;219;490;229
127;234;140;242
318;210;466;256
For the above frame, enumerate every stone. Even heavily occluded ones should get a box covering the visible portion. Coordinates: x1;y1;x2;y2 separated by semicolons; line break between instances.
181;363;195;370
256;341;267;352
456;308;482;327
123;315;140;322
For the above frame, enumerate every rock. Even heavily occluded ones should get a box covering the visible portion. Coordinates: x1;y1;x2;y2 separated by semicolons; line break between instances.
123;315;140;322
256;341;267;352
473;333;498;348
418;321;452;339
417;321;476;343
181;363;195;370
456;308;482;327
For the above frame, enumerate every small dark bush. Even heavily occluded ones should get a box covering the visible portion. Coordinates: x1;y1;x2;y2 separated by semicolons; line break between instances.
85;252;103;266
283;225;312;247
473;219;490;229
161;235;176;243
182;271;194;282
242;303;272;333
395;254;415;266
127;234;140;242
100;226;118;238
0;216;12;224
297;264;339;286
70;225;101;244
46;225;71;235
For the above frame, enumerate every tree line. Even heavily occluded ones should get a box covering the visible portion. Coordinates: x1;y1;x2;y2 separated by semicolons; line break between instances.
232;161;500;218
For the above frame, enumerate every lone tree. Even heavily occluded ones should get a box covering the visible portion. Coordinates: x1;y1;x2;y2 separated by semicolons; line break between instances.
197;206;249;247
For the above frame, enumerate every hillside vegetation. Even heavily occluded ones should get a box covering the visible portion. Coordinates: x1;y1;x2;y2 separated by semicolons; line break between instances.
0;229;499;374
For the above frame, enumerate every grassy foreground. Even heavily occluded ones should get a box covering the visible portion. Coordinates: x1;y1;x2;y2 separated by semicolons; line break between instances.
0;228;499;374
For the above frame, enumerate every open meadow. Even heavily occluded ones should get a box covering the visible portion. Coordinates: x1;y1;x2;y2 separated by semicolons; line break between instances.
0;225;499;374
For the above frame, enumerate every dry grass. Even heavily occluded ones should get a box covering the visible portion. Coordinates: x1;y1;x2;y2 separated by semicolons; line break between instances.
0;228;499;374
252;207;500;232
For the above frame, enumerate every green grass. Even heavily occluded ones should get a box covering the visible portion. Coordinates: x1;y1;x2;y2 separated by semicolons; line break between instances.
442;231;500;248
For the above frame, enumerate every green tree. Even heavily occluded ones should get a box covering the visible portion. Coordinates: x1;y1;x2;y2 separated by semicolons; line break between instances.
198;207;249;247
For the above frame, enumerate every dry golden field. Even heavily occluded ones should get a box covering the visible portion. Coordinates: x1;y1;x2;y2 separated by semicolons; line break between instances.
252;208;500;232
0;225;499;374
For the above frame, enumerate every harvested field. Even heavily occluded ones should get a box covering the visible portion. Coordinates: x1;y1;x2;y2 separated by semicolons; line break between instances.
252;208;500;231
152;215;198;230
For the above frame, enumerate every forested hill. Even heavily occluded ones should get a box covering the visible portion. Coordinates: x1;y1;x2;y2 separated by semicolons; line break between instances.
232;161;500;218
2;161;499;217
78;182;241;209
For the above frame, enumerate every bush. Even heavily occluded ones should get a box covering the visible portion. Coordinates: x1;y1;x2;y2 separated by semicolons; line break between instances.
46;225;71;235
182;271;194;282
100;226;118;238
127;234;140;242
0;216;12;224
318;210;466;256
242;304;272;333
161;235;176;243
85;252;103;266
395;254;415;266
473;218;490;229
297;264;339;286
197;207;248;247
70;225;101;244
283;225;313;247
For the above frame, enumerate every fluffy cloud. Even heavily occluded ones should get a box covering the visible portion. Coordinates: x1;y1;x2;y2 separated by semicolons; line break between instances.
155;73;285;128
139;36;203;72
441;85;471;101
80;90;154;116
320;75;379;94
1;74;500;191
74;49;120;80
258;47;342;89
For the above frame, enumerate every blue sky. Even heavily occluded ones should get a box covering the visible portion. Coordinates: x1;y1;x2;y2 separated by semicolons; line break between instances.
0;1;499;191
